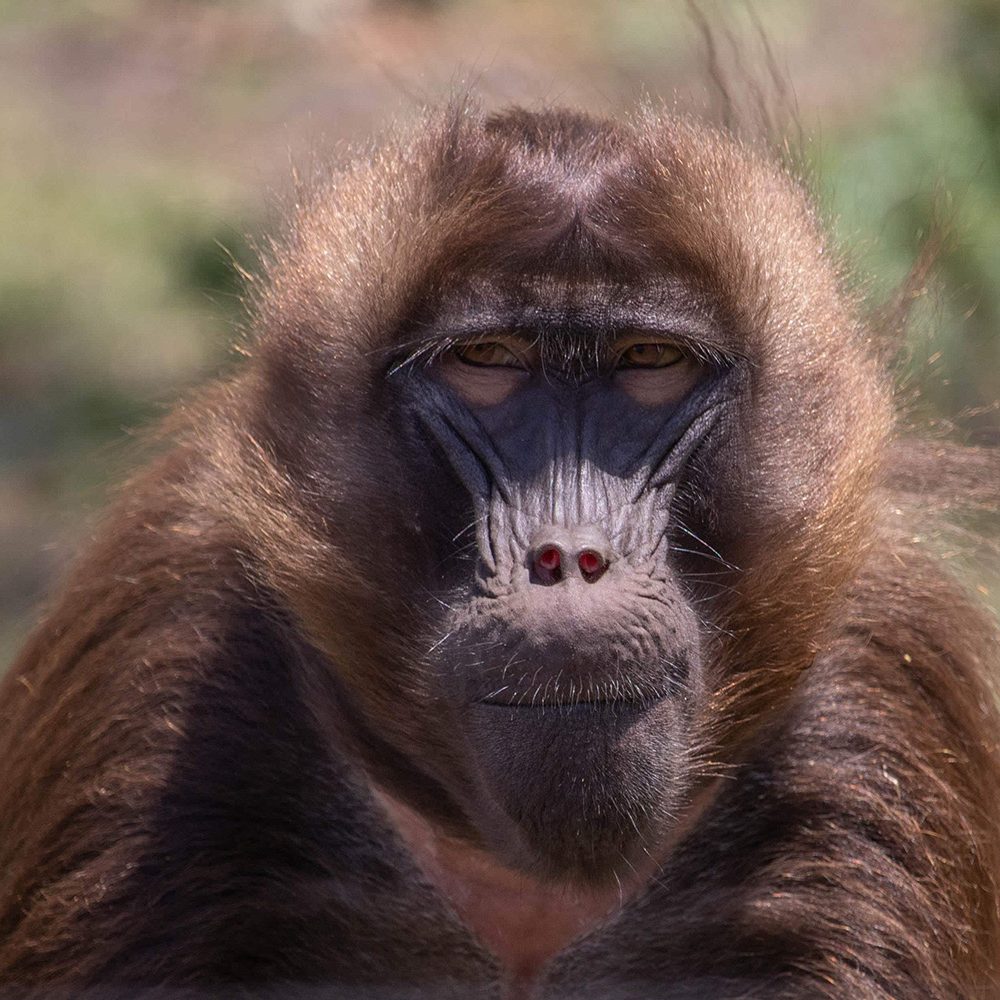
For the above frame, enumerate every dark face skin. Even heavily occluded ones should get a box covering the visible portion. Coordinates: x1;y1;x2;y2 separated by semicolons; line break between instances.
382;278;737;883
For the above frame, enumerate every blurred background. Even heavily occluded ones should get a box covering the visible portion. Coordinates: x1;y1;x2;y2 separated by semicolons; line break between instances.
2;0;1000;668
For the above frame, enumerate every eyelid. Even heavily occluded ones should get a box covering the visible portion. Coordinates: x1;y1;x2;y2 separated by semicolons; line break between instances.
612;332;681;350
452;336;537;369
613;336;685;369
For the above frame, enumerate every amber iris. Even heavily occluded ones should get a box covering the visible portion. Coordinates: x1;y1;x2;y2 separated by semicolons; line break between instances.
617;342;684;368
454;341;524;368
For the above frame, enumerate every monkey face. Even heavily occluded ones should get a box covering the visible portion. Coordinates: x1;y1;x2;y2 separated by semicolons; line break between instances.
251;109;889;889
371;285;741;883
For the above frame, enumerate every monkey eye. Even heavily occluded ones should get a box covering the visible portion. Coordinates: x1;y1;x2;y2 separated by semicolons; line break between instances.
612;336;701;406
437;336;537;406
453;340;529;369
615;341;685;369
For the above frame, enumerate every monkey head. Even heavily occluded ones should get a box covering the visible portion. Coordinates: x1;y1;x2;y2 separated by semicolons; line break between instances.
237;107;891;886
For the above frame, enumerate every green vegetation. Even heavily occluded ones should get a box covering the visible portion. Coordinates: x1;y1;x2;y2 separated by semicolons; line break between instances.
815;1;1000;429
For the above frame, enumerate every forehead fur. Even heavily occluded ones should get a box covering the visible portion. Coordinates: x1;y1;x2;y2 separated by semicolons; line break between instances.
259;104;864;367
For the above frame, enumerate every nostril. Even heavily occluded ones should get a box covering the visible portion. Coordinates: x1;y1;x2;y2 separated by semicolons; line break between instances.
578;549;607;581
536;546;562;574
530;544;564;585
528;530;612;586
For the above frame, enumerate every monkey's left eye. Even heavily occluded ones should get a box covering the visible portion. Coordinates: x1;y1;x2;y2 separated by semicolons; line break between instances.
612;337;701;406
453;341;525;368
616;342;685;369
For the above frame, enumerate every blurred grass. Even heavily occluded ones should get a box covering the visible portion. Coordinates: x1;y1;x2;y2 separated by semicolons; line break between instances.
0;116;257;663
2;0;999;666
813;2;1000;434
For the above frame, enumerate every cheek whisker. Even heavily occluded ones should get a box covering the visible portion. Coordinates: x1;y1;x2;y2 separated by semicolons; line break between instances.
672;521;740;572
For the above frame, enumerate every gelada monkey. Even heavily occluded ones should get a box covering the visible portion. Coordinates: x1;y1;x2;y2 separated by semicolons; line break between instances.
1;104;999;999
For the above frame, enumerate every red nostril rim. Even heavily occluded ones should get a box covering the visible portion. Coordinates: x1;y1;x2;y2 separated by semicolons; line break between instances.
578;549;605;577
537;546;562;573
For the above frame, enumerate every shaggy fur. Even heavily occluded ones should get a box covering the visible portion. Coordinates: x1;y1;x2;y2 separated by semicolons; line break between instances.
1;104;998;999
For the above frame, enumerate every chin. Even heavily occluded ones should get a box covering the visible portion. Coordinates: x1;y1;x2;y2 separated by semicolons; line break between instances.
458;692;693;884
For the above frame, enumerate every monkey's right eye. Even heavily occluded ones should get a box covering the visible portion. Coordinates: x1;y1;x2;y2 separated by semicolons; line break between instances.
436;337;536;406
452;341;526;368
